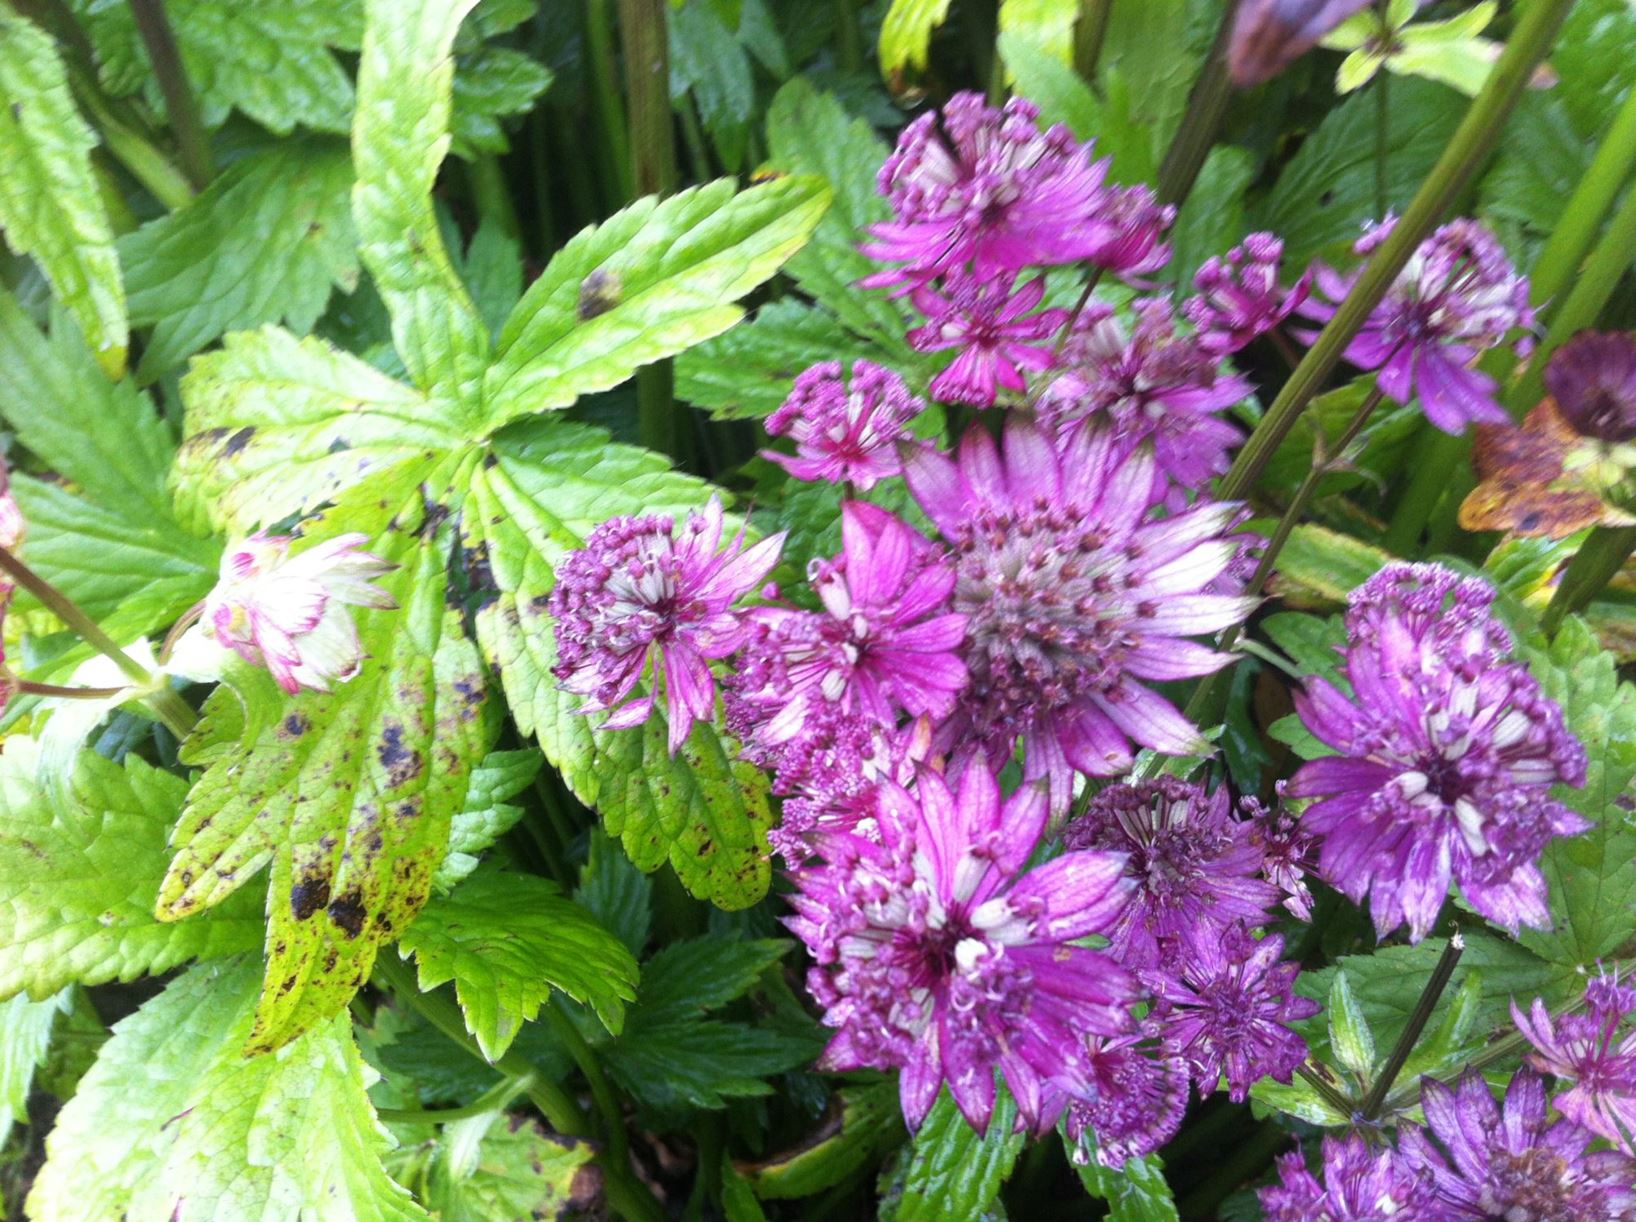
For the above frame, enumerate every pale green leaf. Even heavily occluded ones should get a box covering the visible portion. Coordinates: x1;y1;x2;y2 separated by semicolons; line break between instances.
0;988;69;1148
1269;524;1392;608
464;422;777;908
0;9;126;378
425;1112;597;1221
888;1087;1025;1222
158;465;491;1053
172;325;465;535
995;33;1154;183
764;79;914;351
1069;1150;1179;1222
352;0;491;399
0;739;262;1003
398;869;639;1059
120;139;359;379
1334;48;1386;93
1391;39;1499;98
1327;971;1376;1078
742;1078;903;1199
28;961;427;1222
878;0;953;77
481;175;830;427
996;0;1076;68
434;747;541;890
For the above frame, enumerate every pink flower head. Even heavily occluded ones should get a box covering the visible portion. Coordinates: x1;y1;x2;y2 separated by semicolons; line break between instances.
1399;1069;1636;1218
1260;1132;1434;1221
862;92;1120;289
1042;298;1250;503
202;531;395;694
1185;232;1312;356
786;763;1139;1134
1150;925;1318;1102
1063;778;1281;969
1081;183;1176;282
1287;563;1588;941
1304;217;1535;434
1250;793;1319;922
548;497;784;754
765;360;922;490
1229;0;1375;86
902;417;1256;810
1545;330;1636;443
1514;972;1636;1154
725;502;967;749
908;274;1069;407
1063;1027;1190;1170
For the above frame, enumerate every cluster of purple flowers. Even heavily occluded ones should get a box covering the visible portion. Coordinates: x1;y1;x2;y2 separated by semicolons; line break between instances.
543;90;1598;1176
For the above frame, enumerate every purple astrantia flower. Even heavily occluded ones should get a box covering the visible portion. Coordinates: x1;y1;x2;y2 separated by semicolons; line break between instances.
202;531;395;694
908;274;1069;407
1150;925;1318;1102
1544;330;1636;443
1185;232;1312;356
1259;1133;1434;1221
1082;182;1176;282
1514;973;1636;1155
861;92;1111;288
725;502;967;748
1042;299;1250;501
1251;793;1319;922
903;418;1256;810
1286;562;1588;941
1062;778;1280;968
765;359;922;490
1229;0;1375;86
1304;217;1535;434
786;763;1138;1134
1399;1070;1636;1219
549;498;784;754
1063;1028;1191;1170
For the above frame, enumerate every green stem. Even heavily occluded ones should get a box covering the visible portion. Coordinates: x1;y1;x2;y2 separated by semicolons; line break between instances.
16;680;130;700
376;1072;536;1124
129;0;213;189
1542;525;1636;636
1218;0;1576;503
835;0;863;73
540;998;634;1170
585;0;633;200
467;155;520;241
1530;82;1636;313
1155;0;1241;206
1373;4;1390;220
1360;932;1464;1118
1296;1063;1357;1118
1074;0;1113;88
373;958;666;1222
68;71;194;209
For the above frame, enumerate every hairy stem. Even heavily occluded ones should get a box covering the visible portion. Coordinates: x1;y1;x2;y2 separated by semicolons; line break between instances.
1218;0;1576;503
129;0;213;188
1360;931;1464;1118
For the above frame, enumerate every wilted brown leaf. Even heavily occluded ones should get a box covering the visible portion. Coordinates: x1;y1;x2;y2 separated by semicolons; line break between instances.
1459;400;1636;538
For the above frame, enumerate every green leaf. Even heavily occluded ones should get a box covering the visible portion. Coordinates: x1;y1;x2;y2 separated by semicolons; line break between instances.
481;175;830;428
172;325;465;535
450;44;553;156
1515;617;1636;967
424;1112;598;1221
888;1087;1025;1222
119;138;359;380
79;0;362;136
626;937;790;1028
435;747;541;890
0;740;262;1003
575;829;654;958
764;79;913;351
722;1159;770;1222
1260;611;1347;685
1099;0;1215;153
1255;77;1466;270
0;9;126;378
458;216;526;339
878;0;953;79
352;0;491;398
671;0;755;171
997;0;1076;66
1545;0;1636;139
1068;1150;1180;1222
1269;524;1392;608
1169;146;1254;287
158;467;491;1053
995;33;1153;184
1327;971;1376;1078
464;421;777;908
742;1078;904;1199
677;297;883;420
28;960;427;1222
0;987;69;1148
398;869;639;1059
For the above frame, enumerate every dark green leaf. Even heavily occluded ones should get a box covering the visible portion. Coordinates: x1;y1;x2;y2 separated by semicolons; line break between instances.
742;1078;904;1199
887;1087;1024;1222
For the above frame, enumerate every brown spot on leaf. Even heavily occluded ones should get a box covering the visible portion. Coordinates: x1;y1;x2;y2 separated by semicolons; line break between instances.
376;722;423;787
326;891;367;939
577;267;622;320
279;712;310;740
290;875;331;921
223;426;255;456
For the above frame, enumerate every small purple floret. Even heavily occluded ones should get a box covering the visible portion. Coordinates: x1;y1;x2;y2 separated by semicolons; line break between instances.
765;360;922;490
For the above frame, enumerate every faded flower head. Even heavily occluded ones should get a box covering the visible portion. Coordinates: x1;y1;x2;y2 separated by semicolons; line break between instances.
903;417;1256;810
1185;232;1312;356
1151;925;1318;1102
908;273;1068;407
786;763;1138;1134
202;530;395;695
549;497;784;754
1229;0;1375;86
1063;778;1280;968
1043;298;1250;502
1399;1069;1636;1219
725;502;967;751
1063;1028;1191;1170
1287;562;1587;941
1544;330;1636;444
765;360;922;490
1514;972;1636;1155
1259;1132;1434;1221
1305;217;1534;434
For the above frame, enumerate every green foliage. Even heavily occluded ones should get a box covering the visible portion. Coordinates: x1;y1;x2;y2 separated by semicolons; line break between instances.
1069;1151;1180;1222
434;748;540;890
28;960;425;1222
885;1087;1025;1222
878;0;954;79
0;988;69;1148
996;33;1154;183
741;1078;904;1199
0;9;126;379
119;139;359;379
0;739;262;1002
398;868;639;1059
422;1112;597;1221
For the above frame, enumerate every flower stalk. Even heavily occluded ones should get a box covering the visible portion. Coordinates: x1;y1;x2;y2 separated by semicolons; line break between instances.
1156;0;1242;207
1359;931;1463;1118
129;0;213;189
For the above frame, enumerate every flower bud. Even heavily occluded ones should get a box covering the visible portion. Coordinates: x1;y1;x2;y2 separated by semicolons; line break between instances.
1228;0;1375;86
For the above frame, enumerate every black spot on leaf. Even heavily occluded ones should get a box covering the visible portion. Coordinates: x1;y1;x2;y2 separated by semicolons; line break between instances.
326;891;367;938
223;426;255;456
577;267;622;320
290;876;331;921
